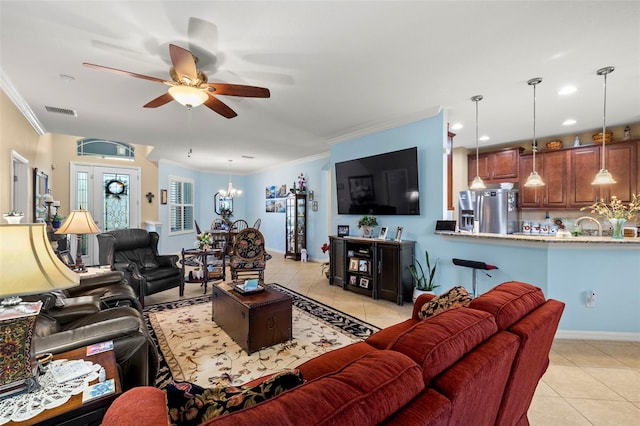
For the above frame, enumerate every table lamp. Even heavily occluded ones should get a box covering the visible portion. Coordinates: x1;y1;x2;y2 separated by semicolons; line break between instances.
0;224;80;397
54;209;101;271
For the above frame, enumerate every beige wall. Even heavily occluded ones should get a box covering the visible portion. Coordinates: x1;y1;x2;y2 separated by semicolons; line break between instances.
1;91;53;219
1;90;159;226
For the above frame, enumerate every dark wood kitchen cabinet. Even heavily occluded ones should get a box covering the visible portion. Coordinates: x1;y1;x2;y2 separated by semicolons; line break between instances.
468;147;522;184
520;138;639;210
519;150;568;209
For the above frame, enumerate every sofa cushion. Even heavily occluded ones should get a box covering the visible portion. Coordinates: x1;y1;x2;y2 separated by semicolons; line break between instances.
469;281;545;330
418;286;472;320
102;386;169;426
388;308;498;384
296;341;376;380
167;369;304;425
365;318;418;350
202;350;424;425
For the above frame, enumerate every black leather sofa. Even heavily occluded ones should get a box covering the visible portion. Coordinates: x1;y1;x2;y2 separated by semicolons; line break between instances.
97;228;183;307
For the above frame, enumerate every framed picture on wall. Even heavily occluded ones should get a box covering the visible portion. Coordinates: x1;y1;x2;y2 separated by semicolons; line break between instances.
160;189;167;205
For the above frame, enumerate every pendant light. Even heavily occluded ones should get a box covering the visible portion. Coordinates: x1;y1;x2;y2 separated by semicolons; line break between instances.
592;66;616;185
469;95;486;190
219;160;242;198
524;77;545;187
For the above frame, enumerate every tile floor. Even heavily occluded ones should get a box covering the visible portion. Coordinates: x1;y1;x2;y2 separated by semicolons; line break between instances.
146;255;640;426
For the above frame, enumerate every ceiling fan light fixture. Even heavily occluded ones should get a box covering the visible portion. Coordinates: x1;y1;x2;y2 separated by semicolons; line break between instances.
168;85;208;108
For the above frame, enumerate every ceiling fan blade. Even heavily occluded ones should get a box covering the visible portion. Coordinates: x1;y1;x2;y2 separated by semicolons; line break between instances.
169;44;198;83
143;92;174;108
83;63;168;84
204;95;238;118
204;83;271;98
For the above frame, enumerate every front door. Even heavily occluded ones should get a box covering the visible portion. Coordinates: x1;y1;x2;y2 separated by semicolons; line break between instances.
70;163;140;265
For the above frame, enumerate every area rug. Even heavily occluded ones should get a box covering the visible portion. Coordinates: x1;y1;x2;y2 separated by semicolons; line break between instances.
143;284;379;389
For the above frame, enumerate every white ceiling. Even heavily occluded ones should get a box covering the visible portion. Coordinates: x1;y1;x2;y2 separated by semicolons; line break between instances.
1;1;639;174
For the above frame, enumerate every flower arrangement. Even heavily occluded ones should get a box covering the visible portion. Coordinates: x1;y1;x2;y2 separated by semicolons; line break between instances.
581;194;640;221
195;232;213;250
357;215;378;228
290;173;307;195
297;173;306;192
321;242;330;254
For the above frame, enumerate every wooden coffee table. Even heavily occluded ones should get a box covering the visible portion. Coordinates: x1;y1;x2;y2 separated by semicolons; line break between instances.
9;345;121;425
212;282;292;354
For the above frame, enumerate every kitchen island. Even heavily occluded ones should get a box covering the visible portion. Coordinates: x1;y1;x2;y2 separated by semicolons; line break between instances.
433;231;640;340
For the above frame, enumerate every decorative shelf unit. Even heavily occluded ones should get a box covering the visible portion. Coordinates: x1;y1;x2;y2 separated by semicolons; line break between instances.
329;236;415;305
285;193;307;260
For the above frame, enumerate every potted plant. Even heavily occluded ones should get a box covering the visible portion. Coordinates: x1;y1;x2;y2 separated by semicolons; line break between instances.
407;250;439;302
51;214;65;229
357;215;378;238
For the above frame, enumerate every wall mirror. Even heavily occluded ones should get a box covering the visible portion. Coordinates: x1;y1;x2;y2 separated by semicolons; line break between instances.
214;192;233;215
33;168;48;222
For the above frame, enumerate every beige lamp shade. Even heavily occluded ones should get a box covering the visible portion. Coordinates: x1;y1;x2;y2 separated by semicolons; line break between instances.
55;210;101;235
0;224;79;297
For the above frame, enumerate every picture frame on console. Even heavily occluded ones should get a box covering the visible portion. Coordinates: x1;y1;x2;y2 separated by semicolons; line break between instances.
359;277;370;288
57;250;75;268
394;226;404;242
348;259;359;272
337;225;349;237
378;227;388;240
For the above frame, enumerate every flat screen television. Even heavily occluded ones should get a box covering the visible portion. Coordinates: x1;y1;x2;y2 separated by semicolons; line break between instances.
335;147;420;215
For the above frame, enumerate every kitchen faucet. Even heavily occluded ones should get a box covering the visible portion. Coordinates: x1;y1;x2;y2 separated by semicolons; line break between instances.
574;216;603;236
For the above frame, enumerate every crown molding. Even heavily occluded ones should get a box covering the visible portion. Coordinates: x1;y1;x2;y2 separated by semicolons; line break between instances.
1;69;46;135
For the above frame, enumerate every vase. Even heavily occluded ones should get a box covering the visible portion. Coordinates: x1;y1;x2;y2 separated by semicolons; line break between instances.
412;288;435;303
609;218;626;239
361;226;373;238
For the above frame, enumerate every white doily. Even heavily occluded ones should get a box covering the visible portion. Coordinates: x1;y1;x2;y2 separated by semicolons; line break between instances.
0;359;101;424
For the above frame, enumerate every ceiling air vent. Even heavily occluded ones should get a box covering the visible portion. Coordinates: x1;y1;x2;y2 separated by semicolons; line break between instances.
45;106;77;116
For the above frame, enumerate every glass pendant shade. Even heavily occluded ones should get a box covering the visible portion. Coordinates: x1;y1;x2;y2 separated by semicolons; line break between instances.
592;168;616;185
592;66;616;185
524;77;544;188
168;85;208;108
470;176;486;190
469;95;486;190
524;170;545;187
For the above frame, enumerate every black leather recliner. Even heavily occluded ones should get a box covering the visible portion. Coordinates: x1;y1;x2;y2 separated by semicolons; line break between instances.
97;228;183;307
32;294;158;391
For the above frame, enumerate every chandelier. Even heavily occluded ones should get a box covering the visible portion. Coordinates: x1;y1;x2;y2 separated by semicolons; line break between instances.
219;160;242;198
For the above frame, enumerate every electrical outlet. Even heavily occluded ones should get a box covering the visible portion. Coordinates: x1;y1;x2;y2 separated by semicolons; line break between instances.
586;290;596;308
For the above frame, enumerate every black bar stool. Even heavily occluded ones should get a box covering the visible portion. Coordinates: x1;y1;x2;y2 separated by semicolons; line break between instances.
452;258;498;297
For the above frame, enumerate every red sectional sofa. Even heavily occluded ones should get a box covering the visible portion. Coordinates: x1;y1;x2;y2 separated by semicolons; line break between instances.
103;281;564;426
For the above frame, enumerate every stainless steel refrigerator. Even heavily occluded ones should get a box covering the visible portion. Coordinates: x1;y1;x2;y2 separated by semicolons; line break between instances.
476;189;518;234
458;191;477;232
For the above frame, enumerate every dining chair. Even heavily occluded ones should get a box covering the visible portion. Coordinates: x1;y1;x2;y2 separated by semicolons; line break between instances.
211;218;225;230
252;218;262;230
231;219;249;232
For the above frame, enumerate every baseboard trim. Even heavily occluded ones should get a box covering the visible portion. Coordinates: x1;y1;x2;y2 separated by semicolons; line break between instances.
556;330;640;342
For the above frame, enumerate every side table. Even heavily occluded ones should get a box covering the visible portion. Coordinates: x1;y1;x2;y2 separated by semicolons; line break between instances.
7;345;121;426
181;248;226;294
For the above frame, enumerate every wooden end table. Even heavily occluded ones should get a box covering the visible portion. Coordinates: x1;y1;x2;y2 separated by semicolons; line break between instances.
8;345;122;426
212;282;292;354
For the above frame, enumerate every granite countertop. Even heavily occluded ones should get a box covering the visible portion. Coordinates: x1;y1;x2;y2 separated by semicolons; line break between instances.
435;230;640;245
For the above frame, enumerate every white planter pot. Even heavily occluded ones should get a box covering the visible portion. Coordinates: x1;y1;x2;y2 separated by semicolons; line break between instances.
413;288;435;303
361;226;374;238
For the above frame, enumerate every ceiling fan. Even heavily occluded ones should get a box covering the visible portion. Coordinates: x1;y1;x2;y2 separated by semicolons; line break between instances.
83;44;270;118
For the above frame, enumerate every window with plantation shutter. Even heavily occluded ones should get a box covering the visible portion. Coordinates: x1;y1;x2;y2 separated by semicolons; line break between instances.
169;176;194;234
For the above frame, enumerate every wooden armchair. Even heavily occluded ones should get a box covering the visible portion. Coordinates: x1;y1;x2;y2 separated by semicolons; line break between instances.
229;228;271;284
